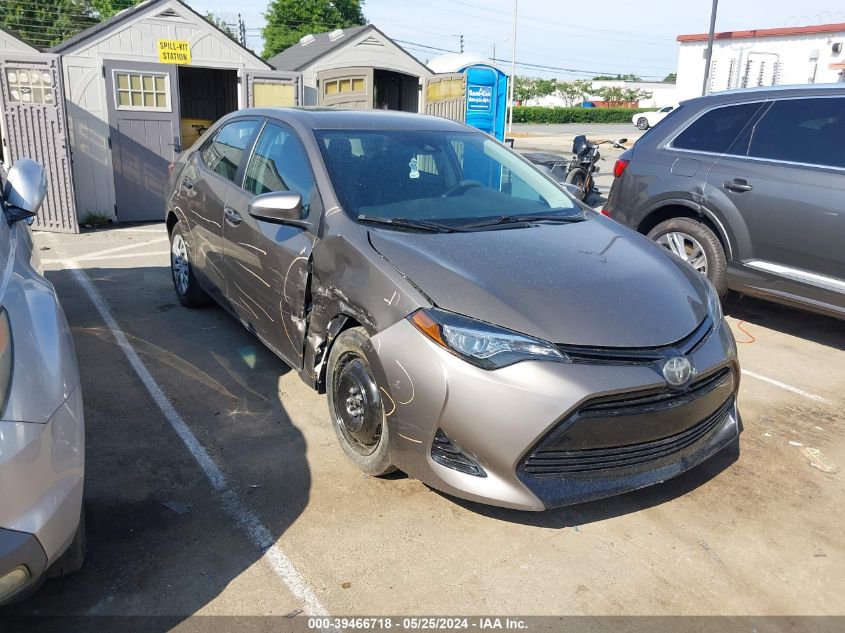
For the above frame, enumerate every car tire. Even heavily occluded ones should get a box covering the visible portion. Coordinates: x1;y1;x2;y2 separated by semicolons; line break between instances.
48;507;86;578
648;217;728;296
565;167;589;201
326;327;396;476
170;222;210;308
636;117;649;130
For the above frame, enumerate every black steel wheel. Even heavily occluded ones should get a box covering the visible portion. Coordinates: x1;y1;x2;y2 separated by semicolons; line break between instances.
326;327;395;475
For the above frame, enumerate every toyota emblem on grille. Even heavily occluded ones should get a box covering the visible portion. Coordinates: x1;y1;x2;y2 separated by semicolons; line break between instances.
663;356;694;387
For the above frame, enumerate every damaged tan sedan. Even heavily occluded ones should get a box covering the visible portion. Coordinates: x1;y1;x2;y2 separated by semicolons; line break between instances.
166;109;741;511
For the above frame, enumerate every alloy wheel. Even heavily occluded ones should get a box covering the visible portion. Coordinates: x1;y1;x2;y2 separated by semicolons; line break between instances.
656;231;709;274
171;233;190;296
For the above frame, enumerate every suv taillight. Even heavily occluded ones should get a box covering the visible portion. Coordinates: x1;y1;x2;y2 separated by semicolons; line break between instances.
613;158;630;179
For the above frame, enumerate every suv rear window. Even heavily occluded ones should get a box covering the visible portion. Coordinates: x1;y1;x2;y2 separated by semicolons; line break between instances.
672;102;762;154
748;97;845;168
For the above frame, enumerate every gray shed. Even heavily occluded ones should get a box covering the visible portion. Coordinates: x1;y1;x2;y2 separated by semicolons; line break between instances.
268;25;432;112
52;0;301;224
0;28;78;232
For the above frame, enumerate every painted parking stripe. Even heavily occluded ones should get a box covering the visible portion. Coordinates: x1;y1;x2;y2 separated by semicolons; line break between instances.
741;369;832;404
64;260;329;617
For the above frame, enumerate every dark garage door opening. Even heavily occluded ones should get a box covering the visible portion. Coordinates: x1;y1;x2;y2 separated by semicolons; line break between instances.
178;67;238;149
373;69;419;112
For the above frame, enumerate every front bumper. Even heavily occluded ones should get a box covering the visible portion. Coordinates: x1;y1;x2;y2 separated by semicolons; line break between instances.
372;318;740;511
0;388;84;593
0;528;47;605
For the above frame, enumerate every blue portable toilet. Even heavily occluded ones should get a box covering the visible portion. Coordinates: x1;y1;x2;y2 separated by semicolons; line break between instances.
427;54;510;141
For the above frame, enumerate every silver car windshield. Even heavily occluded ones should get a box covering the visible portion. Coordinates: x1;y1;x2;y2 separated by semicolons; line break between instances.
315;129;578;225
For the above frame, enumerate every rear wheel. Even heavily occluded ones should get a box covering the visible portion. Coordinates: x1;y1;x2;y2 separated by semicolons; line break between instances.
636;116;649;130
170;222;210;308
648;217;728;296
326;327;395;476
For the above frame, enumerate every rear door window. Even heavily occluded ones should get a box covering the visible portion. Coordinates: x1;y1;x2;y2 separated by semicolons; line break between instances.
747;97;845;168
200;119;259;184
672;102;763;154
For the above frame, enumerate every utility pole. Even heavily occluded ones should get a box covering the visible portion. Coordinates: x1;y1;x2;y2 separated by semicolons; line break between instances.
507;0;517;133
702;0;719;95
238;14;247;48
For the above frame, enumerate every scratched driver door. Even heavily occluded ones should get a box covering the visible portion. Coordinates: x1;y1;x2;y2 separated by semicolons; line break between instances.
222;120;319;369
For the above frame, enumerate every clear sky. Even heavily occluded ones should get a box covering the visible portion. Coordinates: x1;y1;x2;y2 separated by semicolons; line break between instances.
189;0;845;79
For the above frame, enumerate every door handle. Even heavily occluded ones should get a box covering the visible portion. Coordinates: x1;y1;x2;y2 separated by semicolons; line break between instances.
224;206;242;226
723;179;753;193
181;177;193;190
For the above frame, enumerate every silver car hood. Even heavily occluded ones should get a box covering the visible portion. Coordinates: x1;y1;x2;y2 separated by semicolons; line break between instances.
369;217;710;348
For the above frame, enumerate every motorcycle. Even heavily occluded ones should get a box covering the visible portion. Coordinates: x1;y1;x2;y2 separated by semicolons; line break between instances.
564;135;628;202
521;136;627;203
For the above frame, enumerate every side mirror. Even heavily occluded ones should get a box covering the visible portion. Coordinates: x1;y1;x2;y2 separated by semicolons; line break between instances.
248;191;305;226
2;158;46;224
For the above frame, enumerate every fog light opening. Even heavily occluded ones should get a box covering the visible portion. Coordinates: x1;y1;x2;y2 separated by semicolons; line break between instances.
0;566;30;602
431;429;486;477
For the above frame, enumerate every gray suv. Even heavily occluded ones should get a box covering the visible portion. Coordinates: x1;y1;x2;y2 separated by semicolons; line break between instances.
604;84;845;320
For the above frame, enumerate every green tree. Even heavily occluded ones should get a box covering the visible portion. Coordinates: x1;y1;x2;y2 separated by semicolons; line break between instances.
592;73;640;81
0;0;143;48
262;0;366;59
205;12;237;41
513;76;539;103
554;80;593;106
89;0;142;19
663;72;677;83
594;85;652;105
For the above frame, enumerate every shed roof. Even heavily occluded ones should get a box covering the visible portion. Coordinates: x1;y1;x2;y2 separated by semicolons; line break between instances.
50;0;268;69
0;25;39;52
267;24;372;71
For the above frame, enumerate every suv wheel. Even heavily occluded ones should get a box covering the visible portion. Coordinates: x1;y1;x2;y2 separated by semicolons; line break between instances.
648;217;728;296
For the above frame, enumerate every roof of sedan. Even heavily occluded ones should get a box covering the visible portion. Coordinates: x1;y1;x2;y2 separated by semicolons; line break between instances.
241;107;472;132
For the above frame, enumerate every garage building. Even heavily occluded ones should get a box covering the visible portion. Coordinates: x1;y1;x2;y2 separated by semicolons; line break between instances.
51;0;300;226
268;25;432;112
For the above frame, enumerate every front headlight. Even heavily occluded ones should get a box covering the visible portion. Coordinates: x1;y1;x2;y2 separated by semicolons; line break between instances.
706;281;723;322
409;308;570;370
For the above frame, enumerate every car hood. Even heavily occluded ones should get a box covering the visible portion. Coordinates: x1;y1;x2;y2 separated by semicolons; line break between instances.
369;217;710;347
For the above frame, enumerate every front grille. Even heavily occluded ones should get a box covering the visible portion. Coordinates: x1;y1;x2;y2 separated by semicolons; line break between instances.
556;316;713;365
522;396;734;477
581;367;732;416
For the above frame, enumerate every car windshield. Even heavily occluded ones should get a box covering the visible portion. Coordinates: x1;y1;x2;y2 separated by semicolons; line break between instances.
315;129;579;227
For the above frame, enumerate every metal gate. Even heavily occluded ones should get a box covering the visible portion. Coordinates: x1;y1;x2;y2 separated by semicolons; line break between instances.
104;60;180;223
318;67;373;109
424;73;466;123
241;69;301;108
0;53;77;233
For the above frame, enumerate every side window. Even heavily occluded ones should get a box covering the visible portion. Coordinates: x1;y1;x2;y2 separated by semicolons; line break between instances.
673;102;762;154
200;119;259;184
244;123;316;217
748;97;845;168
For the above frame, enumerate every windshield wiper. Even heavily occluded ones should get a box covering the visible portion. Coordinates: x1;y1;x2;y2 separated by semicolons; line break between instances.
357;215;460;233
456;212;587;230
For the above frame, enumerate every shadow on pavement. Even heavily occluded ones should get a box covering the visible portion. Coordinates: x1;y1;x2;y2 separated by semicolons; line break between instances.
1;263;313;622
723;293;845;352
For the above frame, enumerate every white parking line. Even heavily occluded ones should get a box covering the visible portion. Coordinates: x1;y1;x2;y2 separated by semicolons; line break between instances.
64;260;328;617
741;369;832;404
